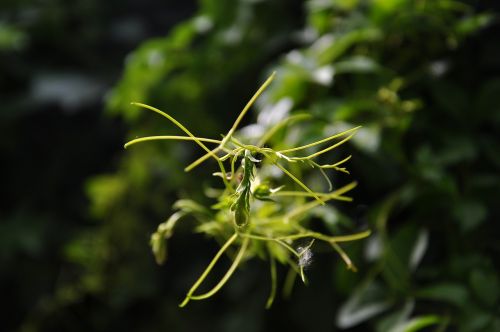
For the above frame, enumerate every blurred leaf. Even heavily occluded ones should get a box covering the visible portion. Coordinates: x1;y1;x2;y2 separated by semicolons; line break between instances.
453;199;487;232
86;175;127;217
376;300;414;332
174;199;211;216
0;22;27;50
390;315;442;332
334;56;381;74
417;283;469;307
337;281;392;328
456;13;494;36
408;229;428;271
316;28;382;65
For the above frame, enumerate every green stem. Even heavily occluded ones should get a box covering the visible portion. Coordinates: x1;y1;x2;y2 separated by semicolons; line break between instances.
285;181;357;220
265;252;277;309
124;135;222;149
318;155;352;171
272;191;352;201
238;233;300;257
179;233;238;307
276;229;371;243
330;241;357;271
257;113;311;147
277;126;360;154
220;72;276;147
131;102;214;155
131;102;230;188
273;162;325;205
282;266;298;299
184;147;220;172
290;133;356;161
185;72;276;172
188;236;250;301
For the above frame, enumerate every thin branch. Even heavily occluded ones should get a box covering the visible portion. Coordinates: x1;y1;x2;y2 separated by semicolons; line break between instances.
277;126;361;154
282;265;298;299
273;162;325;205
125;135;222;149
185;72;276;172
265;251;277;309
130;102;230;188
290;133;356;161
238;232;300;257
188;236;250;301
330;241;357;271
285;181;357;220
257;113;311;147
221;72;276;147
131;102;213;155
179;233;238;307
276;229;371;243
184;147;220;172
272;191;352;201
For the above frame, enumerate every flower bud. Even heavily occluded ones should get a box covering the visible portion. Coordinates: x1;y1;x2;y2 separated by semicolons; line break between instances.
253;183;271;200
234;205;249;228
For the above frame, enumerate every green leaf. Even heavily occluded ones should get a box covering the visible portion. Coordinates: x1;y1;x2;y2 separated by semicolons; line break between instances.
416;283;469;307
173;199;211;216
337;281;392;328
0;22;27;51
453;200;487;232
408;229;428;271
316;28;382;65
150;232;168;265
334;56;381;74
390;315;442;332
456;13;494;37
86;175;127;218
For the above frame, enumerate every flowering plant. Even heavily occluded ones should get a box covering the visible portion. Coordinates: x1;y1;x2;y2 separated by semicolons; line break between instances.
125;72;370;307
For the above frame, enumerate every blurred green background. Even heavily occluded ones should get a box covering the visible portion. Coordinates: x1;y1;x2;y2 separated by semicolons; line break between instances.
2;0;499;331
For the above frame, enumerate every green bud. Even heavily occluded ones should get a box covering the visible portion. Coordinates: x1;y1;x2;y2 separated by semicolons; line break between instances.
253;183;271;200
234;204;250;228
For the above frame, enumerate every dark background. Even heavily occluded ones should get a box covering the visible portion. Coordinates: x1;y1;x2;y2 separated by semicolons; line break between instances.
1;1;499;331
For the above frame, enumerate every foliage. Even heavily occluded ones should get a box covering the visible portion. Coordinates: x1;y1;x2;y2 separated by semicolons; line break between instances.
3;0;499;331
101;0;499;330
124;74;370;307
